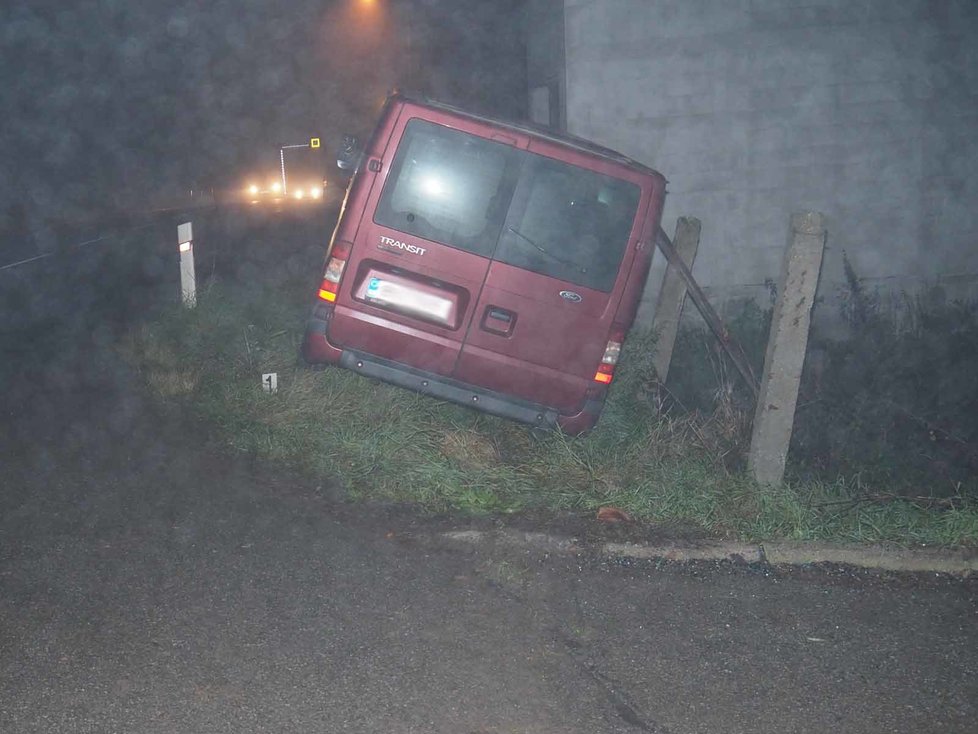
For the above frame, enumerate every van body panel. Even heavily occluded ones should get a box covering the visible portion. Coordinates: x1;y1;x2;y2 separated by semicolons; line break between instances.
455;265;614;411
452;341;592;413
325;221;491;377
328;305;460;375
302;94;667;432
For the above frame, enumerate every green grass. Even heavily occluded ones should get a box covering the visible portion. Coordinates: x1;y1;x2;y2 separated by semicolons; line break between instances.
120;278;978;548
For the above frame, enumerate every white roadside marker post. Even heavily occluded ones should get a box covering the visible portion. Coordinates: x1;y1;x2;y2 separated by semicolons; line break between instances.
178;221;196;308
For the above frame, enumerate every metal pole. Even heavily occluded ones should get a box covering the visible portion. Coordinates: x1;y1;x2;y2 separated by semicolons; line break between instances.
279;148;287;195
279;143;312;196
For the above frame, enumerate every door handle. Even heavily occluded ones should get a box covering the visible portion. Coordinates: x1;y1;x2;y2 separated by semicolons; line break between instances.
481;305;516;336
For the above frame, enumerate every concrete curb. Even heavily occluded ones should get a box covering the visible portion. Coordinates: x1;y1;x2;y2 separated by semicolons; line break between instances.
440;530;978;576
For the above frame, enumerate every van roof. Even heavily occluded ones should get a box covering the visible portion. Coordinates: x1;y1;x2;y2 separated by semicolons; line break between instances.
390;92;664;180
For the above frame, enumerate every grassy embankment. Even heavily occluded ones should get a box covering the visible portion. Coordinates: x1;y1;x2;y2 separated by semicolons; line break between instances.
120;270;978;547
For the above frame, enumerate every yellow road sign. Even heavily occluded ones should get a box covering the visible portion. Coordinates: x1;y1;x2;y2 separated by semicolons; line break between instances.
310;138;320;149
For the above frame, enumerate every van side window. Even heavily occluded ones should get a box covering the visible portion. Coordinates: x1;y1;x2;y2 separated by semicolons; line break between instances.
375;119;517;257
495;154;641;293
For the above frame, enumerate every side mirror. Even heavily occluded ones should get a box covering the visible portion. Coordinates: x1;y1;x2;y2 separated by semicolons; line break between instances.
337;134;362;171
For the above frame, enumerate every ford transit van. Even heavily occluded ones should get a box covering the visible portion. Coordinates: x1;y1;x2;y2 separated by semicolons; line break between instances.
302;94;666;433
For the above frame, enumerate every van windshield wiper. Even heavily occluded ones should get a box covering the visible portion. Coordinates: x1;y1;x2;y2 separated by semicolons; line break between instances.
506;227;586;273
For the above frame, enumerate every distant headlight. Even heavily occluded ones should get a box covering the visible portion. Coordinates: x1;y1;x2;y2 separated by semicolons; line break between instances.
310;187;322;199
248;184;259;196
294;189;305;199
270;181;282;194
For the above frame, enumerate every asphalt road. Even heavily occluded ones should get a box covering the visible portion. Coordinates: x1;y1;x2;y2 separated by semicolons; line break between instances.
1;203;976;733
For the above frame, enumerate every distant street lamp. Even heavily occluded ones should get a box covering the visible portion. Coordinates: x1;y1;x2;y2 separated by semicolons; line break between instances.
278;138;319;195
355;0;380;17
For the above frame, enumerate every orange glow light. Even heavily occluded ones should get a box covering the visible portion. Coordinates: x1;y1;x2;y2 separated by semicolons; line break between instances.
318;289;337;302
593;371;613;384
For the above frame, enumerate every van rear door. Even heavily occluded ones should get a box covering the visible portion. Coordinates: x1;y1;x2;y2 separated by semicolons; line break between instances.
452;146;647;413
325;115;523;377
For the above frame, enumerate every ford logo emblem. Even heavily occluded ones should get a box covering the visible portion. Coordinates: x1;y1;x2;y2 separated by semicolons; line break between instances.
559;290;582;303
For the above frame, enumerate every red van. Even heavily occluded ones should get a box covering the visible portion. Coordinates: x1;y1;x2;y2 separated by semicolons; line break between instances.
302;94;666;433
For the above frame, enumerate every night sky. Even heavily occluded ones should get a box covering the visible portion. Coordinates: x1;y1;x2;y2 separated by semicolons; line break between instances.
1;0;526;244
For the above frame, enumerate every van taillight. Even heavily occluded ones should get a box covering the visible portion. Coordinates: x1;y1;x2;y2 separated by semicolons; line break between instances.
317;240;352;302
593;326;626;385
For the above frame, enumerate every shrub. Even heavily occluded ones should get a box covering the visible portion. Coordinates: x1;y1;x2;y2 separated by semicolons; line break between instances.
663;255;978;497
791;256;978;493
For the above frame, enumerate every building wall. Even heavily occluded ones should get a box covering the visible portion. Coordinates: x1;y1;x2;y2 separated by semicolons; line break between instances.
526;0;566;130
550;0;978;325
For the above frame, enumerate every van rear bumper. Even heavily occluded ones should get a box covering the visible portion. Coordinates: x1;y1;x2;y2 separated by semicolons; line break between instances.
303;323;605;433
341;349;557;427
338;349;604;433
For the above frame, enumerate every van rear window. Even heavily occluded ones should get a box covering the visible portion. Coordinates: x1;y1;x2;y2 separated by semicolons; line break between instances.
374;118;641;293
495;155;641;292
375;119;516;257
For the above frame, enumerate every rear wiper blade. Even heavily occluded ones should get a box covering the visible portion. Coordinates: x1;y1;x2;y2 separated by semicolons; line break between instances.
507;227;586;273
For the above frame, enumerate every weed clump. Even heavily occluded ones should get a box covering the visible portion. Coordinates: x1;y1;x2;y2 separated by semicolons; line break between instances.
664;255;978;500
792;257;978;493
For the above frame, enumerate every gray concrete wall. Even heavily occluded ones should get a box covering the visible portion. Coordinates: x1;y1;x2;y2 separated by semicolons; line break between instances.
526;0;567;130
553;0;978;326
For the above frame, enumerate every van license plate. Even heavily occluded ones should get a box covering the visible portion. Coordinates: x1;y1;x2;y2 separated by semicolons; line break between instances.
366;278;453;322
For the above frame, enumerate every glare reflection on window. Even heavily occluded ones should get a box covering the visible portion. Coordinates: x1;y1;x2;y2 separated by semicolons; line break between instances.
419;172;446;198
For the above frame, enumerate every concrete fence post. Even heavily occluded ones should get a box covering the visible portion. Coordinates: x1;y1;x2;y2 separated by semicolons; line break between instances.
748;211;826;485
651;217;701;382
